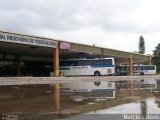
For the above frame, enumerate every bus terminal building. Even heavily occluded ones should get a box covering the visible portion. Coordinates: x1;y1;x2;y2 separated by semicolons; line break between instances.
0;30;151;77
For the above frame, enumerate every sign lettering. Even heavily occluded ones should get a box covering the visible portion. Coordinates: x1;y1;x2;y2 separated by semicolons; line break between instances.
73;66;88;69
0;31;57;48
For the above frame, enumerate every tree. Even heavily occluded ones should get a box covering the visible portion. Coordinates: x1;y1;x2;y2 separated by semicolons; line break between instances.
138;35;145;54
154;43;160;56
152;43;160;72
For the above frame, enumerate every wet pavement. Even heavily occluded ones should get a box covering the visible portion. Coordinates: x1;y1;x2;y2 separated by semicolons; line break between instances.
0;79;160;120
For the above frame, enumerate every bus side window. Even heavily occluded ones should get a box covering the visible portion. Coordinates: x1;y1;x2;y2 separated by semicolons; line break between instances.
143;66;147;70
78;61;82;66
78;60;86;66
140;66;143;70
148;66;154;70
106;59;112;64
60;61;63;66
73;61;78;66
69;61;74;66
133;66;137;70
152;66;155;70
62;61;74;66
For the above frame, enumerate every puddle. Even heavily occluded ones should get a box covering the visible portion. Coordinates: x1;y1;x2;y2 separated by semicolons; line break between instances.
0;79;159;120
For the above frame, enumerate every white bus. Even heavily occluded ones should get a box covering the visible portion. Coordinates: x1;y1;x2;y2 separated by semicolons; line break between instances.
133;64;156;75
59;58;115;76
118;64;156;75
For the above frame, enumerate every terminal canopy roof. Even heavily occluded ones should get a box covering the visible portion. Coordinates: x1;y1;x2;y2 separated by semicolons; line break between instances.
0;30;150;64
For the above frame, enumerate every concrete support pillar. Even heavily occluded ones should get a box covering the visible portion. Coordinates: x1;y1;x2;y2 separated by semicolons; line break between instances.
129;53;134;96
53;42;60;113
54;84;60;114
101;48;104;58
54;42;60;77
149;55;152;65
128;54;133;76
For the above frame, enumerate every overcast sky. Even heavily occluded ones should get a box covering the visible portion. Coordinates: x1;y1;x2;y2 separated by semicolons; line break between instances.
0;0;160;54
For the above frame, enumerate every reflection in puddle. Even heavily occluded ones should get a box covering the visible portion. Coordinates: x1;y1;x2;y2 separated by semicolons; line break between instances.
60;98;160;120
89;102;141;114
0;79;159;120
86;98;160;114
147;98;160;114
70;96;86;102
116;79;157;90
61;81;116;101
58;79;160;119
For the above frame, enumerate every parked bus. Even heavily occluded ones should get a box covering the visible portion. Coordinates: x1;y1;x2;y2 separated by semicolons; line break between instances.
117;64;156;76
59;58;115;76
133;64;156;75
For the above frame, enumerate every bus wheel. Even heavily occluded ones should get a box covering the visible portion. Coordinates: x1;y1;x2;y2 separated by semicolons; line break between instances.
94;71;100;76
140;72;144;76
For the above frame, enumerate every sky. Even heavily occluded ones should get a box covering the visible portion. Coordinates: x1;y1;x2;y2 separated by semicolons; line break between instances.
0;0;160;54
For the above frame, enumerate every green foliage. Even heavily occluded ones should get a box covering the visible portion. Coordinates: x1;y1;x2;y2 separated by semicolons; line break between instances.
152;43;160;72
138;35;145;54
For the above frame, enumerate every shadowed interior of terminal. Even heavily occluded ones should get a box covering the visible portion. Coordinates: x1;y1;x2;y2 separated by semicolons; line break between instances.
0;30;151;82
